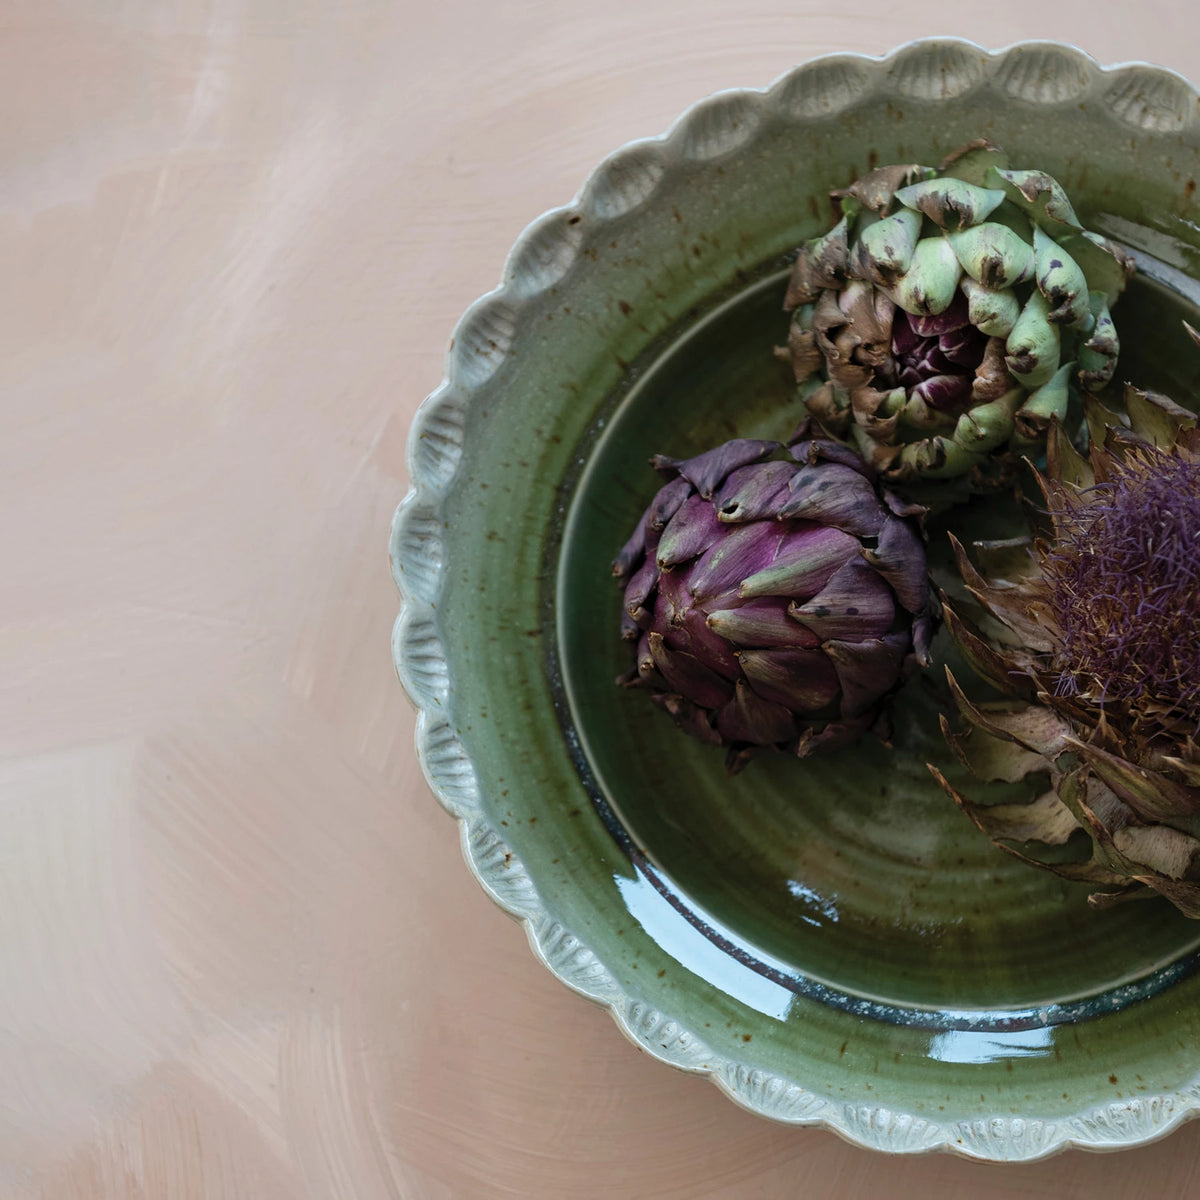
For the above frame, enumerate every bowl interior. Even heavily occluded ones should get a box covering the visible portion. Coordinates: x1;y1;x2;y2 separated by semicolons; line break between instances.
557;262;1200;1014
403;44;1200;1150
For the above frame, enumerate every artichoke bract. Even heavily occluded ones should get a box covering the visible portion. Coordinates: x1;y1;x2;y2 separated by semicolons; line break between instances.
782;140;1134;491
930;370;1200;915
613;433;935;771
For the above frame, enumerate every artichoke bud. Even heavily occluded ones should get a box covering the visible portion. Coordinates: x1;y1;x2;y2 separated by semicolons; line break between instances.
945;222;1036;290
1013;362;1074;443
851;208;922;287
893;178;1006;230
985;167;1083;232
1006;290;1061;388
1033;225;1090;327
784;143;1134;493
952;389;1022;452
959;277;1020;338
887;237;962;316
1077;292;1119;391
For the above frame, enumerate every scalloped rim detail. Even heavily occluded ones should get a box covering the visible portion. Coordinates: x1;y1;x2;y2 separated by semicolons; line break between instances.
391;38;1200;1160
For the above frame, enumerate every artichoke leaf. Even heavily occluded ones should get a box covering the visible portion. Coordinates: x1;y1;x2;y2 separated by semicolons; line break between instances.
1085;883;1162;909
1045;417;1094;490
939;605;1038;700
939;713;1050;783
1033;224;1090;327
939;139;1010;186
1081;392;1126;452
985;167;1084;232
886;237;962;316
1064;735;1200;828
959;277;1020;338
1056;230;1135;305
1006;290;1061;388
969;536;1038;584
1112;825;1200;881
1130;877;1200;919
947;533;1057;652
945;222;1035;290
834;163;936;215
1014;362;1074;445
893;178;1006;230
1077;293;1120;390
785;215;850;307
944;667;1070;757
1124;386;1197;449
966;782;1082;845
852;207;923;286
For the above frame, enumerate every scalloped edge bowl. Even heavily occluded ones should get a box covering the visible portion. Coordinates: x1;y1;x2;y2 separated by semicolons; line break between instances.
391;38;1200;1159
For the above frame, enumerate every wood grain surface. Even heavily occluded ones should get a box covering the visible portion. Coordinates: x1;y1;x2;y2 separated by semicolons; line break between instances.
5;3;1200;1196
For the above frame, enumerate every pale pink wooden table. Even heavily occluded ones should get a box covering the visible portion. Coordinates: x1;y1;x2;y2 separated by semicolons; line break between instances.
5;4;1200;1196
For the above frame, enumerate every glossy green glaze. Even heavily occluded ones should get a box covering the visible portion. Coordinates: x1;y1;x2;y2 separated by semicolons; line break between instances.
559;269;1200;1012
394;41;1200;1156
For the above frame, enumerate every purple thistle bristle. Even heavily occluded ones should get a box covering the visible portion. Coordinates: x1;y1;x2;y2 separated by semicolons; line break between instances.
1043;450;1200;725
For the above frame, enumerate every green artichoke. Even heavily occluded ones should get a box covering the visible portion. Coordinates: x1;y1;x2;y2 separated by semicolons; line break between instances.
613;431;935;770
781;140;1134;490
930;367;1200;915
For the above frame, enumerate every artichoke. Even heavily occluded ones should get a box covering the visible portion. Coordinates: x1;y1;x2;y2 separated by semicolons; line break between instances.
781;140;1134;490
613;432;935;770
930;367;1200;915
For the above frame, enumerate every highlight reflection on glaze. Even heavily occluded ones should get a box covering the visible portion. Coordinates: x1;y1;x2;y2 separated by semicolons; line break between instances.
615;871;795;1020
927;1026;1056;1065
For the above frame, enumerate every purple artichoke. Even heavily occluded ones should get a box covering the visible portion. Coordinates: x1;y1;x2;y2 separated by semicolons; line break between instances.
613;434;935;769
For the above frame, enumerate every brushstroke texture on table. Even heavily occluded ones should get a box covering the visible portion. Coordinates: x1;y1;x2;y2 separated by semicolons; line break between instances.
3;2;1200;1195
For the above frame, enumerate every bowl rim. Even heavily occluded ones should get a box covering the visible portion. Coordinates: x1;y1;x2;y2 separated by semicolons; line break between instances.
391;36;1200;1159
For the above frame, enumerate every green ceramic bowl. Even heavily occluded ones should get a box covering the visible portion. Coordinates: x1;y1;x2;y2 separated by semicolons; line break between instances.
391;39;1200;1159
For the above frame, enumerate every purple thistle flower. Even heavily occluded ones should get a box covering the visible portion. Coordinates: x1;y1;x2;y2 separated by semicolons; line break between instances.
932;379;1200;919
1044;451;1200;727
